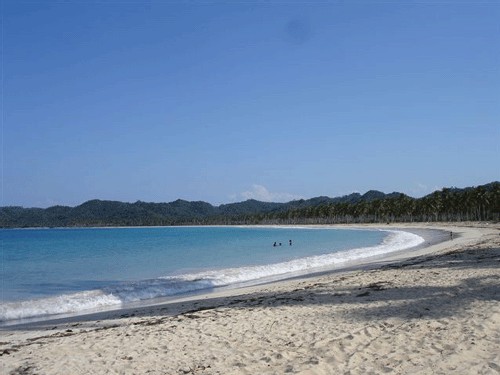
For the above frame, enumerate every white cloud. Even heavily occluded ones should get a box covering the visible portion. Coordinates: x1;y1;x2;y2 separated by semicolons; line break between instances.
417;183;428;191
410;183;440;197
240;184;303;203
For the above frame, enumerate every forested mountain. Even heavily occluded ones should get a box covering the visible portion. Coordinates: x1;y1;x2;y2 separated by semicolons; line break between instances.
1;182;498;228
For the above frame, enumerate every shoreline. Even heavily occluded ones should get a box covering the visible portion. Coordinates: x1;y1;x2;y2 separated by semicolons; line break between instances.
2;225;440;328
2;223;499;374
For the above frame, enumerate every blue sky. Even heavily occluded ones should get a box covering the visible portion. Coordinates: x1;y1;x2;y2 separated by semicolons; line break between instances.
2;1;499;207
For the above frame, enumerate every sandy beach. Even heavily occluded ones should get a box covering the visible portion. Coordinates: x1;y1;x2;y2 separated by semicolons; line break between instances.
1;223;499;375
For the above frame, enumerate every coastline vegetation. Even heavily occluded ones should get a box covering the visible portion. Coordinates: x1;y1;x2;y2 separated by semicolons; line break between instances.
1;182;498;228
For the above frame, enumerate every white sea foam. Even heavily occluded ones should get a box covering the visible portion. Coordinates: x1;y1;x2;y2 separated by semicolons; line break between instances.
163;230;424;285
0;290;121;322
0;230;423;323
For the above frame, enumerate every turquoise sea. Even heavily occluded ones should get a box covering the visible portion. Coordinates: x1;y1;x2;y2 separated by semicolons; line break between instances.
0;226;424;323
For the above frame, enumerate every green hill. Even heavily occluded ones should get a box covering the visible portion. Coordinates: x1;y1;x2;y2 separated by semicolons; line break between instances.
1;182;498;228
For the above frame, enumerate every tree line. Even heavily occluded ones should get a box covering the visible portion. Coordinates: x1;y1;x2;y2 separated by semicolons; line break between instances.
0;182;498;228
253;182;499;225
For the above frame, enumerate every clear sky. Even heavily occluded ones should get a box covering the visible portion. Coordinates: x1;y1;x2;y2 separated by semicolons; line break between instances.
2;1;499;208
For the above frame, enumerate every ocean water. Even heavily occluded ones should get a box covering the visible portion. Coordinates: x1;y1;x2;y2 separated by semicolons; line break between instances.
0;226;424;323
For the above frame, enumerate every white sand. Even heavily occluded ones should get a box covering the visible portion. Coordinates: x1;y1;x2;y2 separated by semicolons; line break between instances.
1;223;499;374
